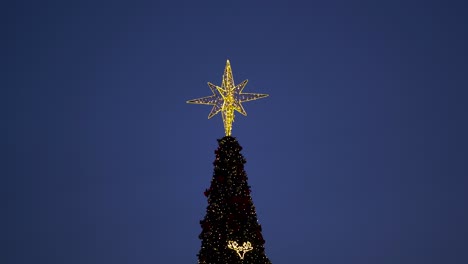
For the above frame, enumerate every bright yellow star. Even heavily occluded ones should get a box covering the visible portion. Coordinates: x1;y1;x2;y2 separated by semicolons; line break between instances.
187;60;268;136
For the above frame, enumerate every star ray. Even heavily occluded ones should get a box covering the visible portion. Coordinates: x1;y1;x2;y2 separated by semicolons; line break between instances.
234;101;247;116
186;95;218;105
234;79;248;94
238;93;269;103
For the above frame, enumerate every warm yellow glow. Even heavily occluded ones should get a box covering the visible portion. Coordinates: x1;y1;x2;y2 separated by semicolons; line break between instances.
187;60;268;136
227;240;253;260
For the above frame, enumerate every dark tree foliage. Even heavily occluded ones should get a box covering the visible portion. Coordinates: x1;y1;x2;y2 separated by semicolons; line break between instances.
198;136;272;264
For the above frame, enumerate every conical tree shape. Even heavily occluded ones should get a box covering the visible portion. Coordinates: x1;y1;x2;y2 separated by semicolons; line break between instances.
198;136;271;264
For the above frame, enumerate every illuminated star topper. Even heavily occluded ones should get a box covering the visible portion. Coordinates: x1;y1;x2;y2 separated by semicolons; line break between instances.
186;60;268;136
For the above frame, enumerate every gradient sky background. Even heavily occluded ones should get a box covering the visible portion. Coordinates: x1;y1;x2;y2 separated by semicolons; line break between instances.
4;0;468;263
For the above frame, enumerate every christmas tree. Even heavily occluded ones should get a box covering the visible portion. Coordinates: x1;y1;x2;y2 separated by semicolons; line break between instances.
187;60;271;263
197;136;271;263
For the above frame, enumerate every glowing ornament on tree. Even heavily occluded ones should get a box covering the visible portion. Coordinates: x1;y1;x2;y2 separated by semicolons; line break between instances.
227;240;253;260
186;60;268;136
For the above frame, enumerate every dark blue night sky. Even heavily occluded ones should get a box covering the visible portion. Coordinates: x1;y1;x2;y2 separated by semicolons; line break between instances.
4;0;468;263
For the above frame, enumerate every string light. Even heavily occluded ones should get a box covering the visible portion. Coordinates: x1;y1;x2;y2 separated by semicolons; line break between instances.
187;60;268;136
